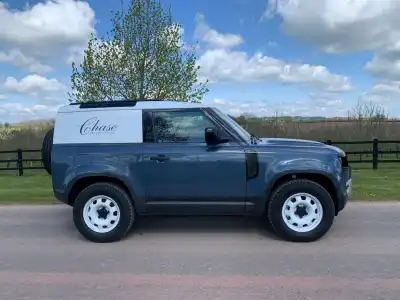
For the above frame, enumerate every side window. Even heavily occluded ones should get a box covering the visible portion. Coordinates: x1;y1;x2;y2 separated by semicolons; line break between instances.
151;110;216;143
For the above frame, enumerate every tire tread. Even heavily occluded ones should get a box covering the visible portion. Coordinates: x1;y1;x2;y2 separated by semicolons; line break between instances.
41;128;54;175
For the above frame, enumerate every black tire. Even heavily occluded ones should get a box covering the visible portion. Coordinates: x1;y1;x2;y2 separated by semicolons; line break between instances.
267;179;335;243
73;182;136;243
41;128;54;175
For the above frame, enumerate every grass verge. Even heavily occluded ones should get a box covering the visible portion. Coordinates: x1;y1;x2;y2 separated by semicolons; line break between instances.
0;163;399;204
349;163;400;201
0;170;57;204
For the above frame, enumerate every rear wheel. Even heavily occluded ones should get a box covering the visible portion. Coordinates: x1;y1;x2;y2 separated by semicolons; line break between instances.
73;182;135;243
41;128;54;175
267;179;335;242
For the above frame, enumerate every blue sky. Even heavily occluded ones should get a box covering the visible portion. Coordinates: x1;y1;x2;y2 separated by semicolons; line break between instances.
1;0;400;123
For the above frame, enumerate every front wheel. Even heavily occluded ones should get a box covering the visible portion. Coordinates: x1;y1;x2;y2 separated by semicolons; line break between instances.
73;182;135;243
267;179;335;242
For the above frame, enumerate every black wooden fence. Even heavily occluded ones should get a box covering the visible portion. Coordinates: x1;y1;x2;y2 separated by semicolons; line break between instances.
1;138;400;175
326;139;400;169
0;149;43;176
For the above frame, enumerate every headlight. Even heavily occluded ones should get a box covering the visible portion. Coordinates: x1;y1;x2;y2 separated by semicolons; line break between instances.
335;156;342;173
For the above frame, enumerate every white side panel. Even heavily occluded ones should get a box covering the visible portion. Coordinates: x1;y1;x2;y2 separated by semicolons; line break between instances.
53;109;143;144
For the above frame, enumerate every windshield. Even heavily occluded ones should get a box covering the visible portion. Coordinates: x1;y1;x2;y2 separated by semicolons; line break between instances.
210;107;252;141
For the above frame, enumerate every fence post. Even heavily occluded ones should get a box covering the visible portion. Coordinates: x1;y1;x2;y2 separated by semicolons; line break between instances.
372;138;378;170
17;149;23;176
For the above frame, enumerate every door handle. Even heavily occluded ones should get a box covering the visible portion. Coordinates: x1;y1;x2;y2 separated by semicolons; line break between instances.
149;155;170;162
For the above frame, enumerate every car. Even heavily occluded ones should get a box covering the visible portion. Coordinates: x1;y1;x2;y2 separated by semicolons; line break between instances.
41;100;352;243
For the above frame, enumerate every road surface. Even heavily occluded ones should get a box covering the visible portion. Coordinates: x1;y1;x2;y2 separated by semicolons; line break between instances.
0;203;399;300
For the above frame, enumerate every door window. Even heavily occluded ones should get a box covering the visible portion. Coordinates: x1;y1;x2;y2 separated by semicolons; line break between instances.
144;110;216;143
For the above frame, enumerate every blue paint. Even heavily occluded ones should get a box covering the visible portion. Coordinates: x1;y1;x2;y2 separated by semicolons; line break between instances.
51;107;351;217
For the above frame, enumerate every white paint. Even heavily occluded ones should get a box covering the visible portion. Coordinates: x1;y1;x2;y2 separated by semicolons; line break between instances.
53;108;143;144
53;101;211;145
281;192;324;233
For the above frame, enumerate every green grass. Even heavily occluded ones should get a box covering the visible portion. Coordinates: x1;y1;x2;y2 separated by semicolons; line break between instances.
350;163;400;201
0;170;57;204
0;164;399;204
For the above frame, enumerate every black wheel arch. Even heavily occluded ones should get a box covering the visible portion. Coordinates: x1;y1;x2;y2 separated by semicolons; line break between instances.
67;175;135;206
267;172;339;215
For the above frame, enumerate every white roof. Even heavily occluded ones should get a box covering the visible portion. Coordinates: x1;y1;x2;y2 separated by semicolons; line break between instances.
58;101;207;113
57;100;207;113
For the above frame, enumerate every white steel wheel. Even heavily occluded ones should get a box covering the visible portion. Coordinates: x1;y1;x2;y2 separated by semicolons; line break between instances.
73;182;136;243
281;192;323;233
268;179;335;242
82;195;121;233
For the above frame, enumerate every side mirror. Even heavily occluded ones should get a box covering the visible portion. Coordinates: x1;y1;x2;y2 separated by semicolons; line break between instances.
205;127;229;145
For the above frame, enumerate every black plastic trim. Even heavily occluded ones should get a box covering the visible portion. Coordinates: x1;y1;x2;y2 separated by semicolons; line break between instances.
71;99;165;109
341;155;349;167
245;150;259;180
201;108;242;144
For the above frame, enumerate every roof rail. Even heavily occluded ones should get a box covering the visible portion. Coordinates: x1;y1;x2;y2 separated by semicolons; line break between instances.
69;99;165;109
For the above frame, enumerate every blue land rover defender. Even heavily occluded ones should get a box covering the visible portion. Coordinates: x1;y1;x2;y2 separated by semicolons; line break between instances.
41;100;352;243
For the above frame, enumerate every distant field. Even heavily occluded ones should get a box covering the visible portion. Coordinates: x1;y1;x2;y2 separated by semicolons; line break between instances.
0;163;399;204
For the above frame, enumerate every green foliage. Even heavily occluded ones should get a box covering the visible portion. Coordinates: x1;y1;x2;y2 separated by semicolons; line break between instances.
0;121;53;151
69;0;208;103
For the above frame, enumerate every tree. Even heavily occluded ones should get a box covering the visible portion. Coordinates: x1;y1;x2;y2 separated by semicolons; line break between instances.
69;0;208;103
349;100;388;124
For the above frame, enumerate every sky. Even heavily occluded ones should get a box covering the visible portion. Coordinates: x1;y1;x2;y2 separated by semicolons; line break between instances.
1;0;400;123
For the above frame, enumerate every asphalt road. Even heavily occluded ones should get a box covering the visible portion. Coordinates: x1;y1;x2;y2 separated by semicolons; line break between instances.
0;203;399;300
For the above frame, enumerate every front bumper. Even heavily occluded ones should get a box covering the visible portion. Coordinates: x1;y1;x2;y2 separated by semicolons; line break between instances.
346;178;352;195
336;163;352;214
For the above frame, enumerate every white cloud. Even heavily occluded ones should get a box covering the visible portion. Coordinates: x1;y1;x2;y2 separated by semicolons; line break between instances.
195;14;352;92
0;49;52;73
275;101;313;116
39;96;67;105
359;81;400;104
369;82;400;95
203;98;270;116
364;44;400;81
279;94;348;117
264;0;400;54
264;0;400;82
0;102;60;123
308;92;344;108
0;0;96;65
197;48;352;92
65;45;87;66
4;75;65;94
194;13;244;49
205;97;349;118
0;95;7;100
